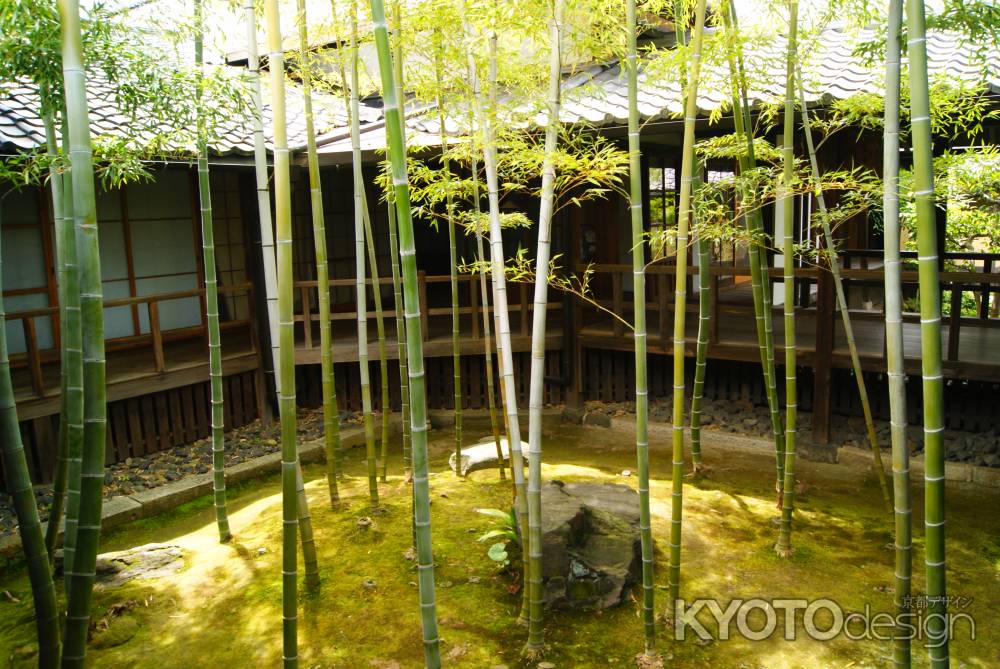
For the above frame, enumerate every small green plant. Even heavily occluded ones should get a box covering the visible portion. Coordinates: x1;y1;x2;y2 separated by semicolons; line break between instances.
475;508;519;568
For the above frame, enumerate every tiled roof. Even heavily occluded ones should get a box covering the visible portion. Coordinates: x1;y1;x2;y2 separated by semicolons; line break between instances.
412;27;1000;134
0;70;380;156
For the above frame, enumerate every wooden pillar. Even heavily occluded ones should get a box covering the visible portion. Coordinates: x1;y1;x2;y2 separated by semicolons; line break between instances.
238;171;275;425
811;266;834;444
565;209;582;408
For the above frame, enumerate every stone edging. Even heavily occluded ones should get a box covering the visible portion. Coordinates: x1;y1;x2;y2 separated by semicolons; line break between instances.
600;416;1000;489
0;419;401;559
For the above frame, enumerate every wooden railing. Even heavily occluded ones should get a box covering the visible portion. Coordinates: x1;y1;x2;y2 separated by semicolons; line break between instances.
292;272;562;348
5;282;255;399
573;255;1000;361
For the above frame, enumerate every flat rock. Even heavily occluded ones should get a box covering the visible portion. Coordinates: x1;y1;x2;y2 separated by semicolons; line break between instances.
449;436;521;476
56;542;185;588
538;480;641;611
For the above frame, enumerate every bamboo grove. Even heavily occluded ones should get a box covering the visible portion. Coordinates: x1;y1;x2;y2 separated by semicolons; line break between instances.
1;0;996;666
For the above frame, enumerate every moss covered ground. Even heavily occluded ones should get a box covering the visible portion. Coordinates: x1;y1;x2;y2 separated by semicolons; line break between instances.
1;420;998;668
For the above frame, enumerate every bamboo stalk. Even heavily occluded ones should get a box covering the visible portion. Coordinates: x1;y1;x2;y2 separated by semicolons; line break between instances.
55;110;84;592
59;0;108;663
43;109;79;566
523;0;562;655
368;1;442;663
359;200;391;482
388;0;411;479
329;0;379;481
473;27;531;625
434;46;463;475
689;169;710;472
248;0;323;579
195;0;232;544
0;212;61;668
466;57;506;483
774;0;799;558
906;0;948;663
296;0;340;506
350;3;380;506
386;200;412;476
626;0;657;654
668;0;708;605
798;82;893;513
724;0;785;498
883;0;911;664
468;136;506;480
263;0;300;664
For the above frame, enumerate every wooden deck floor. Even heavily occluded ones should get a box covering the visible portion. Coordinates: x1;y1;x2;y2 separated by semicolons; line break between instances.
12;330;260;421
579;305;1000;382
12;315;565;421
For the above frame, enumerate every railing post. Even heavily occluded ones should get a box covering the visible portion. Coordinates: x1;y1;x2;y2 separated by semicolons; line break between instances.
300;284;313;349
419;270;429;341
520;281;529;337
149;300;166;373
709;269;719;344
612;271;623;337
980;259;992;319
470;275;479;339
23;317;45;397
658;272;669;349
947;283;962;361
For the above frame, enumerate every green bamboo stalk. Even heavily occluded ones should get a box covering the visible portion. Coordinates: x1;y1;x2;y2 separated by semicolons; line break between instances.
0;210;61;669
625;0;656;654
358;201;391;482
296;0;340;505
434;46;463;474
386;200;412;476
475;28;531;625
369;1;442;663
263;0;299;664
675;12;709;475
883;0;911;664
689;170;710;473
724;0;785;498
329;0;376;481
195;0;232;544
248;0;324;577
523;0;561;655
798;82;893;514
55;112;82;592
59;0;108;663
668;0;707;605
466;66;506;482
42;109;76;565
774;0;799;558
388;0;411;479
906;0;948;663
350;4;379;506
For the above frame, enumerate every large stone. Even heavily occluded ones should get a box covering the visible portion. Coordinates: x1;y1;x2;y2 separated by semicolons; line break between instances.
537;480;640;611
449;436;518;476
56;542;185;588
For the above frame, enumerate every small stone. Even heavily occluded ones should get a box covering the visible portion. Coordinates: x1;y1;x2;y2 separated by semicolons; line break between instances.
257;547;267;556
538;663;556;669
362;579;377;590
357;517;373;529
467;576;481;584
621;470;631;477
